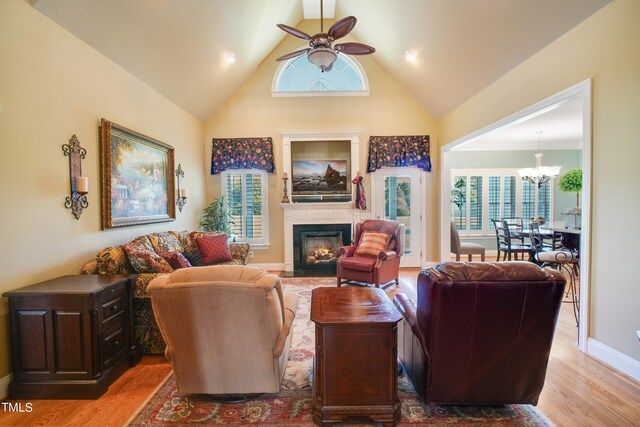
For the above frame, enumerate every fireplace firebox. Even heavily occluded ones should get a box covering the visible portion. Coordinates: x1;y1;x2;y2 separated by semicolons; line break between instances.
293;224;351;276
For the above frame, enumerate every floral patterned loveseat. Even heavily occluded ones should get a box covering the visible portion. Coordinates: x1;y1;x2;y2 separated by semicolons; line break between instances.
81;230;250;354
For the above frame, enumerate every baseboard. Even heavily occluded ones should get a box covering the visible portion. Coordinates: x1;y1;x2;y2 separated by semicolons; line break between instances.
587;338;640;382
0;373;12;400
248;262;285;271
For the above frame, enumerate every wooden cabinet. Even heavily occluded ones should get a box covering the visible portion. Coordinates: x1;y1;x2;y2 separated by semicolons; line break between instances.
4;275;140;399
310;287;402;427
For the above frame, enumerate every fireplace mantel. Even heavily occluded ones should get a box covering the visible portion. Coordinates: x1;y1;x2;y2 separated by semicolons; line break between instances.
281;130;369;272
282;202;370;272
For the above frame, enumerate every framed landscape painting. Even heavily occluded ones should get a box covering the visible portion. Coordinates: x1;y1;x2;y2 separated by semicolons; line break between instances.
100;119;175;229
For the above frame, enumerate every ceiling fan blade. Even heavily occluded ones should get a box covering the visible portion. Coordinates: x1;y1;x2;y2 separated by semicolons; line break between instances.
277;24;312;41
275;48;310;62
328;16;357;40
335;42;376;55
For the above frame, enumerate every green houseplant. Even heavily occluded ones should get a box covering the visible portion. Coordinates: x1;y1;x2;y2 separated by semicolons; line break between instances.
558;168;582;207
200;196;233;235
558;168;582;229
450;177;466;228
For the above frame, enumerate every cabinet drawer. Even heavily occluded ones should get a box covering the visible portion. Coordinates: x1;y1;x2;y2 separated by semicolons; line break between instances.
101;325;127;370
97;282;127;326
101;295;124;323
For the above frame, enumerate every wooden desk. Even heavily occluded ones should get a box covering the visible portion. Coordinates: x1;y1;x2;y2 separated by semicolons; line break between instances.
310;287;402;427
3;275;140;399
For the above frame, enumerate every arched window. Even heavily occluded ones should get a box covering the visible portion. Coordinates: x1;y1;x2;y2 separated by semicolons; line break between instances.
272;52;369;96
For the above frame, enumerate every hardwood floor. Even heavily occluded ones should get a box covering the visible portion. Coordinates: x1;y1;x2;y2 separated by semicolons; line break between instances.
1;267;639;426
397;266;640;427
0;357;172;426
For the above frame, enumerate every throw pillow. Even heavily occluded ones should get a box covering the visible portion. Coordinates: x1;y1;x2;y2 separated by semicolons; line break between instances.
158;251;192;270
127;235;155;252
122;243;174;274
194;234;233;265
354;231;391;257
95;246;130;275
188;231;229;266
148;232;183;253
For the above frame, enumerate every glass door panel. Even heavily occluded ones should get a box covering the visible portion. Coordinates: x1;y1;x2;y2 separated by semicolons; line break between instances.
373;167;422;267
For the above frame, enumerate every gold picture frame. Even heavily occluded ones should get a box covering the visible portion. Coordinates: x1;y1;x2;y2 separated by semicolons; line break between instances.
100;119;175;229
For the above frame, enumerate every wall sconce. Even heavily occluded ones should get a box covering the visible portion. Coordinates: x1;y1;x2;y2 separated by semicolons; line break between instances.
62;134;88;220
176;164;187;212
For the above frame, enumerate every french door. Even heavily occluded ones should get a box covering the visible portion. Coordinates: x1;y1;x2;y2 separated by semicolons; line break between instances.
371;167;423;267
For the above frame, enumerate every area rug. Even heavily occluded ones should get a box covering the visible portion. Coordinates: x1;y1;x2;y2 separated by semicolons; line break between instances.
128;277;553;426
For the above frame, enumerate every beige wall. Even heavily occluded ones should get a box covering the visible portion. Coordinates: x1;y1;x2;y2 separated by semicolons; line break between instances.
440;0;640;361
205;20;439;265
0;0;205;378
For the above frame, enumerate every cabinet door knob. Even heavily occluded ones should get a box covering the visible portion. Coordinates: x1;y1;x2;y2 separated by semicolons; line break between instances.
114;340;120;346
111;305;118;311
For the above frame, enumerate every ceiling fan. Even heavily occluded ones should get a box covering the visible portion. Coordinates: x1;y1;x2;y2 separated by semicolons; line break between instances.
276;0;375;72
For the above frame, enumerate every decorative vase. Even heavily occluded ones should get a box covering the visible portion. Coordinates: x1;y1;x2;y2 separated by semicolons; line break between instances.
564;213;581;229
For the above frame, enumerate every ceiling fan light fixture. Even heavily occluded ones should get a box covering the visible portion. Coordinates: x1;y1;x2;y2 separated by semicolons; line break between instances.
276;1;373;71
307;47;337;72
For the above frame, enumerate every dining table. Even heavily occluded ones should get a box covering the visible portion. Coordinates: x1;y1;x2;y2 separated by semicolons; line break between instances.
547;226;580;254
509;222;581;257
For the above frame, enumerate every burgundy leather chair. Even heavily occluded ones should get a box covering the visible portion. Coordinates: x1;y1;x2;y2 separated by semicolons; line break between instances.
336;219;405;289
393;261;565;405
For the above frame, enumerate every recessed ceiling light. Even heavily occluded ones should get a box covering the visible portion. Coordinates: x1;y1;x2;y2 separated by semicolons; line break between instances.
225;53;236;65
405;51;416;63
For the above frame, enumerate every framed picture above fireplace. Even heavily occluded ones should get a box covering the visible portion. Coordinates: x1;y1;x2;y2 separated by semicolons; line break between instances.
292;160;347;192
292;160;350;202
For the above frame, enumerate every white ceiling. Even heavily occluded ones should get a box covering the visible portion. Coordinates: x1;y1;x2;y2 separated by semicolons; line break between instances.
32;0;610;122
303;0;336;19
453;95;584;151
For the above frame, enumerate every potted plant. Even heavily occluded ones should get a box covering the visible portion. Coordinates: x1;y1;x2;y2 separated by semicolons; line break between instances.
450;177;466;228
200;196;234;235
558;168;582;229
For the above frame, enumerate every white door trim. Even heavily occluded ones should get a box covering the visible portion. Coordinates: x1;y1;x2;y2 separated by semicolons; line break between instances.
440;79;592;352
371;166;425;267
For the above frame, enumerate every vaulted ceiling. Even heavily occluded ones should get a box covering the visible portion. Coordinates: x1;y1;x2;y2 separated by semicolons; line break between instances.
33;0;610;122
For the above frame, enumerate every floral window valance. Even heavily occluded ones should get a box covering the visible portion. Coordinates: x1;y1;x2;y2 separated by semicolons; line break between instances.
211;137;275;175
367;135;431;173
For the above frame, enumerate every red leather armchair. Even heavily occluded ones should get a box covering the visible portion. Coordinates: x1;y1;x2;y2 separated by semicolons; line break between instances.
393;261;565;405
337;219;405;288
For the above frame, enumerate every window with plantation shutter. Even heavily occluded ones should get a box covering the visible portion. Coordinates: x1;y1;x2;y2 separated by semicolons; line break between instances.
222;169;268;246
488;176;501;225
469;176;483;230
522;180;536;221
537;181;552;221
452;168;554;236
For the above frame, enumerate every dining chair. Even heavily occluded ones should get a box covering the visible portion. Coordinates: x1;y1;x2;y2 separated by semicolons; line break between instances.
450;221;485;261
493;220;532;261
530;223;579;326
501;216;525;244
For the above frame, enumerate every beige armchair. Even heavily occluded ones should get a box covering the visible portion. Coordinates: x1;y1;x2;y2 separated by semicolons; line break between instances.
147;265;299;395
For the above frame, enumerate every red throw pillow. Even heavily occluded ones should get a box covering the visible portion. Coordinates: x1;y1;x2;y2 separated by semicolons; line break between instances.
158;251;192;270
354;231;391;257
194;234;233;265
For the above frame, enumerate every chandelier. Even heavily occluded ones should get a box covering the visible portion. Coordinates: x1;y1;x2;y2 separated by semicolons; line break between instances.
517;131;561;188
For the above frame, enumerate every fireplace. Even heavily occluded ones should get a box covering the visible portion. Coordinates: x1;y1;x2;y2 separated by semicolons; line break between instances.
293;224;351;276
